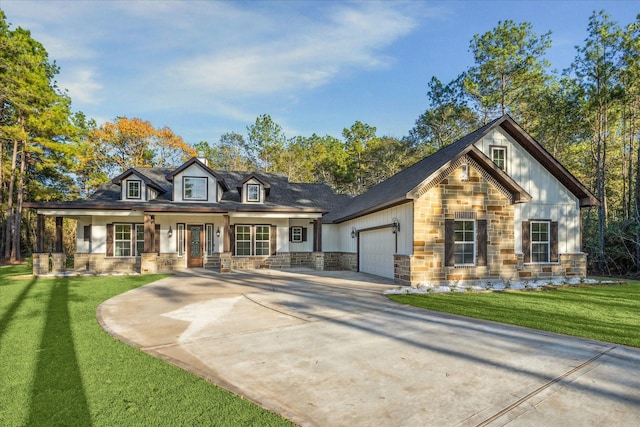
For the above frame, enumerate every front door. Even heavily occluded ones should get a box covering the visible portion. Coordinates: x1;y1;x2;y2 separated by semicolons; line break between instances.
187;225;203;268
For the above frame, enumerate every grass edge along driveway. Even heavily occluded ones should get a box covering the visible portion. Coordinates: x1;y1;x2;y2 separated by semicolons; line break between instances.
388;279;640;348
0;265;292;426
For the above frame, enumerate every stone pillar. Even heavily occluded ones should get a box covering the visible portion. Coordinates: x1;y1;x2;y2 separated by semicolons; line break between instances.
32;253;50;275
141;253;158;274
313;252;324;271
220;252;232;273
51;253;66;274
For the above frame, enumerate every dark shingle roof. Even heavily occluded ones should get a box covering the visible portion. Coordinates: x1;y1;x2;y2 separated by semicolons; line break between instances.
323;117;503;223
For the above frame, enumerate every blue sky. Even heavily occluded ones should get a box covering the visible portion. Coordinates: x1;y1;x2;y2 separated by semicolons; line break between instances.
2;1;638;145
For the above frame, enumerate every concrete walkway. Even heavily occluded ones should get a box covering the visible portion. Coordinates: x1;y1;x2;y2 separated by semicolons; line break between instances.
98;269;640;426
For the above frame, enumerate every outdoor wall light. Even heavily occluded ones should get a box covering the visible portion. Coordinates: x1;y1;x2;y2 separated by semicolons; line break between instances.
351;227;357;238
168;225;173;237
392;217;400;234
216;227;220;238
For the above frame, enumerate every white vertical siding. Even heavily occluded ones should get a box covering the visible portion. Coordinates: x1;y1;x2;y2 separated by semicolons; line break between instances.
476;128;583;254
325;202;413;254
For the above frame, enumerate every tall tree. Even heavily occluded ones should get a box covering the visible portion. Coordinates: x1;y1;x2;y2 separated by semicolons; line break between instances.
246;114;286;172
91;116;196;176
570;10;622;272
464;20;552;125
342;121;377;194
0;13;73;261
409;76;479;155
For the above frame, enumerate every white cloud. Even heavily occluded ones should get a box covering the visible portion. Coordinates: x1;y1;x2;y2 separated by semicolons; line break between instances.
168;2;418;98
59;67;103;105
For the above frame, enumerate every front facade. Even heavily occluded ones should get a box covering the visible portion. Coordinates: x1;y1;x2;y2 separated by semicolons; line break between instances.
28;116;598;285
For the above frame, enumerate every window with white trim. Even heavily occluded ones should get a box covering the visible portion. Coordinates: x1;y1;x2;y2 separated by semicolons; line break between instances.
206;224;214;256
454;220;475;265
255;225;270;255
135;224;145;256
177;223;185;256
247;184;260;202
235;225;271;256
127;180;141;199
183;177;207;200
531;221;550;263
290;226;303;243
114;224;132;257
491;146;507;171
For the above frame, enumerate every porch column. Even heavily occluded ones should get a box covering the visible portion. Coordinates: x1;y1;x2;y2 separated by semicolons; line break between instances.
55;216;63;253
313;220;322;252
223;214;231;253
144;214;155;253
141;213;158;274
36;214;45;253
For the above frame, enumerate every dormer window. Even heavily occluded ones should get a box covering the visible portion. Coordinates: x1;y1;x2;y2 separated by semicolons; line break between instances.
184;177;207;200
127;180;141;199
247;184;260;202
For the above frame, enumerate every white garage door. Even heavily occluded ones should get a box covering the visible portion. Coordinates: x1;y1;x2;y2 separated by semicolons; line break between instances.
359;228;395;279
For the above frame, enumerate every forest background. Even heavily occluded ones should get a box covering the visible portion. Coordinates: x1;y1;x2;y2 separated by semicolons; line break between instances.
1;9;639;276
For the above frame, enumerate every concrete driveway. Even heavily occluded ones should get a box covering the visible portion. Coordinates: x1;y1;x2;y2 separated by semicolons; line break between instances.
98;269;640;426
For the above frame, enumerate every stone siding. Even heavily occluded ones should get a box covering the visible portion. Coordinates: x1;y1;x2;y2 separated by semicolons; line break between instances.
410;158;518;285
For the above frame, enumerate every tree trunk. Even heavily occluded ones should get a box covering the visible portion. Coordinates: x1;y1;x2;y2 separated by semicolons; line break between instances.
12;139;27;261
4;136;18;260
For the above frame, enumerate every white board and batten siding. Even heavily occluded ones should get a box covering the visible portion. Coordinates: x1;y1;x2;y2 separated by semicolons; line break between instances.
475;128;583;254
323;202;413;279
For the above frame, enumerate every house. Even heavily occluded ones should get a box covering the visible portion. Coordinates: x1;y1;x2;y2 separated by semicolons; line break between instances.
26;115;598;285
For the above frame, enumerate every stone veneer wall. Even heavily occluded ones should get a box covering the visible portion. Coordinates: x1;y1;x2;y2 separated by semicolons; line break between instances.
323;252;358;272
410;159;518;285
515;253;587;280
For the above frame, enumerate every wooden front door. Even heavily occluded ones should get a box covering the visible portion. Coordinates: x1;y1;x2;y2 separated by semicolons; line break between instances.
187;225;203;268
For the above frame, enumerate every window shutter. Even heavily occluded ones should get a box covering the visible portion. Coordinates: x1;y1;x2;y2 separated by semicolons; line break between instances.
522;221;531;263
230;225;236;255
444;219;455;266
155;224;161;255
84;225;92;242
550;221;559;262
106;224;114;257
302;227;307;242
477;219;487;266
270;225;277;255
289;227;293;242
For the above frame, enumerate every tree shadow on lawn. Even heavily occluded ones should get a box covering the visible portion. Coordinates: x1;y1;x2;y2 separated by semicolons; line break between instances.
27;278;91;426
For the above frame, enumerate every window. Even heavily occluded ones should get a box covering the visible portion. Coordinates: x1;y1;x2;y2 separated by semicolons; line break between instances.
235;225;252;256
135;224;145;256
183;177;207;200
127;180;141;199
206;223;214;256
290;226;303;243
255;225;270;255
114;224;132;257
177;223;185;256
491;146;507;171
247;184;260;202
454;220;475;265
531;221;550;263
235;225;271;256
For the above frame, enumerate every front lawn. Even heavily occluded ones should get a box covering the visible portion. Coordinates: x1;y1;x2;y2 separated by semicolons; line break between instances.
0;265;291;426
388;279;640;348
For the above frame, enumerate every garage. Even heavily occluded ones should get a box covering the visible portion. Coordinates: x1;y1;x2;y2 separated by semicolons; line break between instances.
358;228;395;279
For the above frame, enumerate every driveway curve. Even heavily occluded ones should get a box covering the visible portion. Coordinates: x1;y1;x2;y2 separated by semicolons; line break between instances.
98;269;640;426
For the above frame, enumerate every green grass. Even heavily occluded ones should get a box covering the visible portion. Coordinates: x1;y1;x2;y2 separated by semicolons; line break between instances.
389;280;640;348
0;264;291;426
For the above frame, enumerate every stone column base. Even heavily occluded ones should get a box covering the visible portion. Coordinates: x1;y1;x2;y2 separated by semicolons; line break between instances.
313;252;324;271
51;253;66;274
32;253;50;275
141;253;159;274
220;252;232;273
